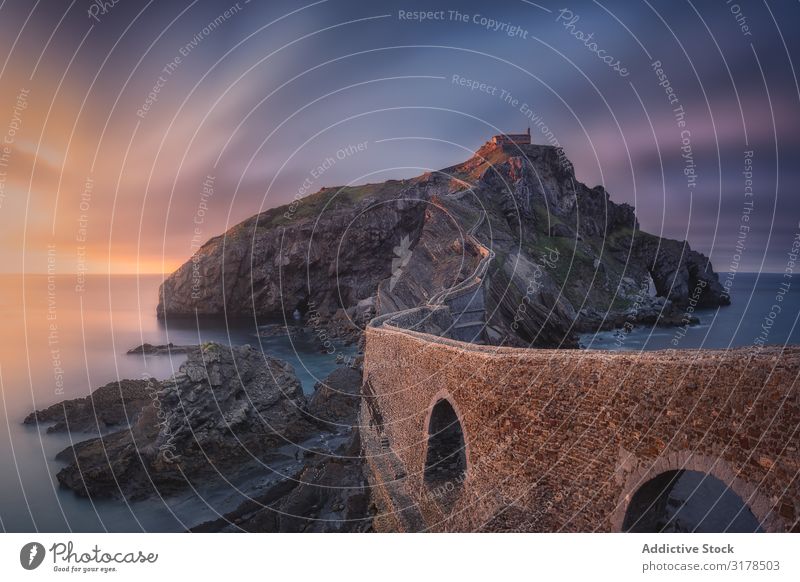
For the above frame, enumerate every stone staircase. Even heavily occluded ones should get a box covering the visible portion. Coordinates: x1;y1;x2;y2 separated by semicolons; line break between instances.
428;193;494;344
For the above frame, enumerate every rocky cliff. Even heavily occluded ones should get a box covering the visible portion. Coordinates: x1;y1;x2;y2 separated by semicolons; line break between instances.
157;182;427;320
158;140;729;347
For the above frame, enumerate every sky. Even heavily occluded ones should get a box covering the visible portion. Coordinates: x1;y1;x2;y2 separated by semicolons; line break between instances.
0;0;798;275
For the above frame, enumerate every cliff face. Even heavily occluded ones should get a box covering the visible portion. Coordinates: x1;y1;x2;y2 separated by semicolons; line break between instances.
158;141;729;346
158;182;427;319
447;143;728;343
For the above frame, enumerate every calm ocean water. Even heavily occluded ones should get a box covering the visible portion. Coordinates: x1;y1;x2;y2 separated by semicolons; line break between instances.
0;274;353;532
0;272;795;532
580;272;800;350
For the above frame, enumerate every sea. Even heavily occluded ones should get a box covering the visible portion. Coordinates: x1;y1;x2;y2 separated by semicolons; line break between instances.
0;274;354;532
0;272;796;532
580;272;800;350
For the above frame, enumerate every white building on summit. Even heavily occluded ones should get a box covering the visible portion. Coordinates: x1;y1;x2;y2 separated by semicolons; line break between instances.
490;127;531;145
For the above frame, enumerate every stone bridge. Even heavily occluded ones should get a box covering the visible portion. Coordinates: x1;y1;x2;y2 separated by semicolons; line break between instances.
360;306;800;532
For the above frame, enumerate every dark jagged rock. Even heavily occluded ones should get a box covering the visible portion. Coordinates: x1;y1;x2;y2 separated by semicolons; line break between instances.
487;250;578;347
157;140;730;347
191;366;370;532
634;232;730;308
24;379;153;434
54;344;316;500
190;429;372;533
42;346;373;532
305;366;362;430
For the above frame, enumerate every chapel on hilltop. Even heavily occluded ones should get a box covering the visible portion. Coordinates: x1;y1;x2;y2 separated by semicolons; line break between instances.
490;127;531;145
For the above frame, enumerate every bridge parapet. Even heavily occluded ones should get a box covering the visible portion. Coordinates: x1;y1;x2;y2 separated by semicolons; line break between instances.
362;317;800;532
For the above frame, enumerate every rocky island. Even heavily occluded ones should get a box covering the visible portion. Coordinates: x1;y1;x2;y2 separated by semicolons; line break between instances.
158;139;728;347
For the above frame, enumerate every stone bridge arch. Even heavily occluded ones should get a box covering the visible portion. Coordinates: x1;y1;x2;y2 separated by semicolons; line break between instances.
362;312;800;532
611;451;777;532
422;392;471;496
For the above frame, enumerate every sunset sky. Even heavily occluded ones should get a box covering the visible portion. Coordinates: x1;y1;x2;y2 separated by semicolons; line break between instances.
0;0;798;275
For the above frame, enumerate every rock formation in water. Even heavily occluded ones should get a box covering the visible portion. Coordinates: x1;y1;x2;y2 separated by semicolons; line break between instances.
34;343;371;531
24;379;152;434
54;345;312;498
157;139;729;347
126;342;198;355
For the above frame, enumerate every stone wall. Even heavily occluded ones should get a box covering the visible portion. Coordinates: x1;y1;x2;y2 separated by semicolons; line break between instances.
361;314;800;532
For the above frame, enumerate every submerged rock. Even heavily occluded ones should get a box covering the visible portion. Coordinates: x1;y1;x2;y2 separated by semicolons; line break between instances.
126;343;198;355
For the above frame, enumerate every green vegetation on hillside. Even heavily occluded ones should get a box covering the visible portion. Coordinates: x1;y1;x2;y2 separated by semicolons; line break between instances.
259;180;408;227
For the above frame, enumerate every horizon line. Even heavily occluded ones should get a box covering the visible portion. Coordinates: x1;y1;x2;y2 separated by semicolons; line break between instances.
0;270;787;276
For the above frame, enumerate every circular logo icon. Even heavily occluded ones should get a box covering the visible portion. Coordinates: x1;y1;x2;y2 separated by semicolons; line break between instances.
19;542;46;570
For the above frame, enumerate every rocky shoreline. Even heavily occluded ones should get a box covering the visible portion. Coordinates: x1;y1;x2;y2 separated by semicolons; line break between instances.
26;343;372;532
